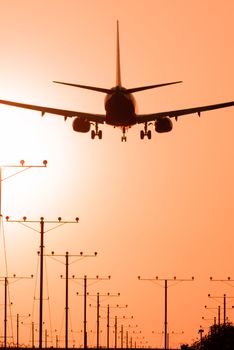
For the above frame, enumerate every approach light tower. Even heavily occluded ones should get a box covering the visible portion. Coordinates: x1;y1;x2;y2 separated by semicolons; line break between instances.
204;305;221;327
208;293;234;326
0;274;33;349
51;251;98;349
76;275;111;349
5;216;79;350
0;160;47;347
138;276;194;350
209;277;234;325
105;303;128;348
89;292;121;348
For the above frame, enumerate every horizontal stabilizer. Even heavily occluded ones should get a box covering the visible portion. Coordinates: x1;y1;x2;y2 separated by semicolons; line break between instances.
126;81;182;94
53;81;112;94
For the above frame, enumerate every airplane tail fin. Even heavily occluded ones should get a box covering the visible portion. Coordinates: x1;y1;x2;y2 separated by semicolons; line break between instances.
54;21;182;95
116;20;122;87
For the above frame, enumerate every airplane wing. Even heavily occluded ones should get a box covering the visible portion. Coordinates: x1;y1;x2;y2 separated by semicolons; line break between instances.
136;101;234;123
0;99;106;124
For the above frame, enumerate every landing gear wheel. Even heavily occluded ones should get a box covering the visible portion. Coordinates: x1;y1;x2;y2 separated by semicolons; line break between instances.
140;130;145;140
121;127;127;142
91;123;102;140
140;123;152;140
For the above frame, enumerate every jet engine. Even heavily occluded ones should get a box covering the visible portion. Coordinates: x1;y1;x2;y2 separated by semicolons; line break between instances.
155;117;173;133
72;117;91;133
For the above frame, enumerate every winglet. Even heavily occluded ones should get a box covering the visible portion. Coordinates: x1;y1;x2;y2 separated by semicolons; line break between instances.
116;20;122;87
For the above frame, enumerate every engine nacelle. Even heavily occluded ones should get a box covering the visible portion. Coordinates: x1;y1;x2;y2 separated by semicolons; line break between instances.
155;117;173;133
72;117;91;133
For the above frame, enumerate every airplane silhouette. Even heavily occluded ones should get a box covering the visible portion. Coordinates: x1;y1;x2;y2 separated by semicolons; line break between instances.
0;21;233;141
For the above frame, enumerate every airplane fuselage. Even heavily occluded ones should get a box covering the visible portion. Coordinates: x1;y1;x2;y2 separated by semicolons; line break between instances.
105;86;137;127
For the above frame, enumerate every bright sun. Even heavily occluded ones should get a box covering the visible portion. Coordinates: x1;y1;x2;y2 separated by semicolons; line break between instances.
0;107;43;163
0;105;71;165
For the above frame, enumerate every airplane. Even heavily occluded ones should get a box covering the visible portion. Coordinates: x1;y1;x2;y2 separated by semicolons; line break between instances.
0;21;233;142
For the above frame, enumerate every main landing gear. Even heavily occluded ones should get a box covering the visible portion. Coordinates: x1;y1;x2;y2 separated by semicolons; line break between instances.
121;127;127;142
140;122;151;140
91;123;102;139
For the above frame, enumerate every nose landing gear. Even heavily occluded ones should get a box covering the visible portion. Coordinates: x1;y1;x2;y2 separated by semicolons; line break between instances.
121;127;127;142
91;123;102;139
140;123;152;140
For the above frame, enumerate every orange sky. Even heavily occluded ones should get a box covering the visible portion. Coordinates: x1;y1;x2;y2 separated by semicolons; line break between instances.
0;0;233;348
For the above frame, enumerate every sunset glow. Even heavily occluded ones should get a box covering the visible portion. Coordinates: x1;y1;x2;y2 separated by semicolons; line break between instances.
0;1;233;348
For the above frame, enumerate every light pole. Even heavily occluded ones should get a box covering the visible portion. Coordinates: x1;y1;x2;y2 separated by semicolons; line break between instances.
201;316;217;335
6;216;79;349
121;324;124;348
20;320;39;348
124;324;138;349
204;305;221;328
138;276;194;350
0;275;33;349
131;329;141;349
105;304;128;348
115;316;117;348
89;292;120;349
0;160;47;343
209;277;234;326
32;322;36;348
76;275;111;349
14;313;31;348
208;293;234;326
118;316;133;348
48;250;97;349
